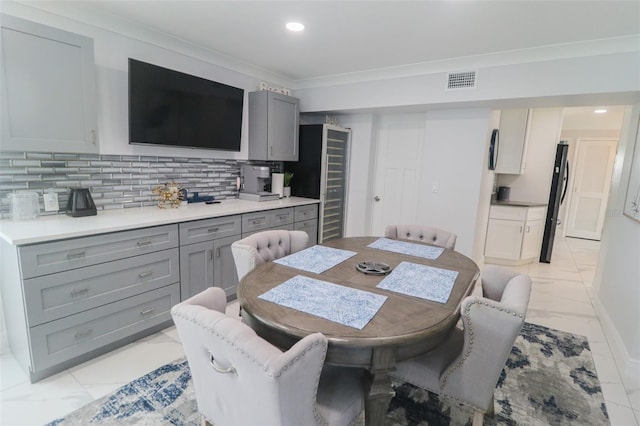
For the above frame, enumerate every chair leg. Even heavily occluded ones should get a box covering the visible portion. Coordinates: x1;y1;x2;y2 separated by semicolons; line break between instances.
486;394;495;416
472;410;484;426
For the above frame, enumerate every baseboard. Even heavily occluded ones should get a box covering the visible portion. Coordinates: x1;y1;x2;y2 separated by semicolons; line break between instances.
593;297;640;387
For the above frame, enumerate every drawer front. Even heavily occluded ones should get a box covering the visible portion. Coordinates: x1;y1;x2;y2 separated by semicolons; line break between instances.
30;284;179;371
526;206;547;221
271;208;294;227
294;220;318;246
241;223;294;239
179;215;241;245
24;249;179;326
294;204;318;222
242;211;273;233
19;225;178;279
489;206;526;221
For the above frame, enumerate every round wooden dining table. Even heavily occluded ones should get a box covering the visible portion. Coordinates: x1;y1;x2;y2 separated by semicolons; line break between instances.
238;236;480;426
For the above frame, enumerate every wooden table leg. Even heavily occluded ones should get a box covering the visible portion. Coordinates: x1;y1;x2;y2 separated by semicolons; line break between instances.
364;348;396;426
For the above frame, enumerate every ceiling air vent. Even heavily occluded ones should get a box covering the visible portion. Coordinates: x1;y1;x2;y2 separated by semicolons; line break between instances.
447;71;476;89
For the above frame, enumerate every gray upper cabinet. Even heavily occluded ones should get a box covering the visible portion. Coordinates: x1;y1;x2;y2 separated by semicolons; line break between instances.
248;90;299;161
0;14;98;153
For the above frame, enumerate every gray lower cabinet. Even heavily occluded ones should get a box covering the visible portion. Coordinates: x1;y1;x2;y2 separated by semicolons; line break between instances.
240;205;318;244
294;204;318;246
179;216;241;300
1;224;180;382
0;203;319;382
30;284;179;372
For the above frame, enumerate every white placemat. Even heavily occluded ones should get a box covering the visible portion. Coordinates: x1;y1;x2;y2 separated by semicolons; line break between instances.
368;237;445;260
273;245;357;274
376;261;457;303
258;275;387;329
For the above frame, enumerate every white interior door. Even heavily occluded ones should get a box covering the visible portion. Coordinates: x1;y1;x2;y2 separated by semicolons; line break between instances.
370;118;424;235
565;138;617;240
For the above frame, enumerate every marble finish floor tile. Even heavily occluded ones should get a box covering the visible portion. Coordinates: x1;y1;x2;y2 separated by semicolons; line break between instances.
1;369;93;425
67;331;185;387
605;400;640;426
1;235;637;425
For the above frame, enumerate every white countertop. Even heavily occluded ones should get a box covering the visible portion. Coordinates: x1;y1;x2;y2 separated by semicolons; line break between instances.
0;197;320;246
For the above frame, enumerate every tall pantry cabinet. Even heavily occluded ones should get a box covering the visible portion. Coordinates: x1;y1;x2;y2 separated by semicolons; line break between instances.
285;124;351;242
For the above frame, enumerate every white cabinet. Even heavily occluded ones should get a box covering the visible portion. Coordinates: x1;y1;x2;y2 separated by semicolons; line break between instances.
495;109;530;174
248;90;299;161
484;205;546;265
0;14;98;153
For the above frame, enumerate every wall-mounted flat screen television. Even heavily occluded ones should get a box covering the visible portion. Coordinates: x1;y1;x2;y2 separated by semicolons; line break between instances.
128;58;244;151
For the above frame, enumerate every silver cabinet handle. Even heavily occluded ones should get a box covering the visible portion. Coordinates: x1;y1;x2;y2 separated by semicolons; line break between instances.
70;287;89;296
374;196;381;201
137;240;152;246
75;329;93;339
209;353;237;375
138;271;153;279
140;308;154;316
66;250;86;259
207;227;219;233
252;219;264;224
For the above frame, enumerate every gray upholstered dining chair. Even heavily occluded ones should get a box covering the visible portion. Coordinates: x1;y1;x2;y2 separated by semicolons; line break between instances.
384;224;457;249
171;287;365;426
231;229;309;281
391;265;531;426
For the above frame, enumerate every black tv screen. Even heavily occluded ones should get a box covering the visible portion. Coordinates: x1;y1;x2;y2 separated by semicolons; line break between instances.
128;58;244;151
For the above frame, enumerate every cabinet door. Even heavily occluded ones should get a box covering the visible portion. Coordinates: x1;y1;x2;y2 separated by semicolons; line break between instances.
179;241;214;300
212;235;240;299
521;219;544;260
1;14;98;153
271;208;294;227
495;109;529;174
294;220;318;247
268;93;299;161
484;219;523;260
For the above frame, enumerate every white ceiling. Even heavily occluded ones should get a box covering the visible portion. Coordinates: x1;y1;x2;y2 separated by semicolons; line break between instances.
66;0;640;83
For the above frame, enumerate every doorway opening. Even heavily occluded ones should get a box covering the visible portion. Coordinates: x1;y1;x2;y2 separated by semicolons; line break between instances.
559;106;627;242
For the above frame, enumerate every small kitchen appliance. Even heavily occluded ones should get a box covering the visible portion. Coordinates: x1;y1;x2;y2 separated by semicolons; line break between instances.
497;186;511;201
66;188;97;217
238;165;279;202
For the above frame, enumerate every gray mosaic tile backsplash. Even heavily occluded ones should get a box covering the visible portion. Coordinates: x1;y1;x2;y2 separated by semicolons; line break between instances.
0;151;279;219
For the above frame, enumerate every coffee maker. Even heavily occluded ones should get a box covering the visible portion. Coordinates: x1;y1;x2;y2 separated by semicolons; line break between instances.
238;165;280;202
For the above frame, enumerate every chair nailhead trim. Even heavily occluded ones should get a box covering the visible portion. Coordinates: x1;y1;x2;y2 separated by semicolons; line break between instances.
438;298;525;412
173;310;328;425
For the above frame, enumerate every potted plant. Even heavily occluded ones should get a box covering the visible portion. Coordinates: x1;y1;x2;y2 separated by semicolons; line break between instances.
283;172;294;197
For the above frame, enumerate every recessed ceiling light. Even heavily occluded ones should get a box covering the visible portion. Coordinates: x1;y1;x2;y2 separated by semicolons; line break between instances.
594;109;607;114
286;22;304;32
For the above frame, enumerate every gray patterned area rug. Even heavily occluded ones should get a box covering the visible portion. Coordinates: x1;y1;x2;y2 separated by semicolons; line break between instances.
47;323;609;425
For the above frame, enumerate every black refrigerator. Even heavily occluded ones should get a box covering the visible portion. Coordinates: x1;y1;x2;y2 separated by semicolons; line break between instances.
540;142;570;263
